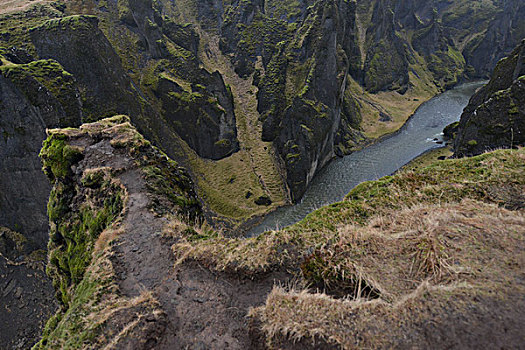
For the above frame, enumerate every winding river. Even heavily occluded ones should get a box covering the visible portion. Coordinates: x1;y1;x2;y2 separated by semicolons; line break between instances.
247;81;486;236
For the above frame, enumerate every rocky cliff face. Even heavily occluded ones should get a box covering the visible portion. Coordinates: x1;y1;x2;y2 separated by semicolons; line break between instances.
454;40;525;157
29;14;239;161
0;52;83;349
209;0;364;201
0;0;523;239
463;0;525;79
0;55;82;249
0;227;57;350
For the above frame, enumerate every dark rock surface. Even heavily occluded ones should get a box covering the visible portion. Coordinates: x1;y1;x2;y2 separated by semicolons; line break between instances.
454;40;525;157
364;0;410;93
463;0;525;79
255;0;364;201
112;0;240;159
0;227;57;350
30;13;239;160
0;60;82;248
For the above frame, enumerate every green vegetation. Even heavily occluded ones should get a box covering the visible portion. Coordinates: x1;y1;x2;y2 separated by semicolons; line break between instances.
44;165;123;306
40;133;83;180
0;59;80;121
400;146;453;173
31;14;98;31
426;45;466;88
0;2;63;56
34;251;113;349
36;161;124;346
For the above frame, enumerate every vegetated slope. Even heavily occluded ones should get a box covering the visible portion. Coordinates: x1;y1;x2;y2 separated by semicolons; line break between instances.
0;0;51;14
39;116;524;348
2;0;523;234
453;39;525;157
175;147;525;349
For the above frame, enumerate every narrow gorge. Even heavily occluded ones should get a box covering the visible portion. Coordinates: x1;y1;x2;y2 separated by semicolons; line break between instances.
0;0;523;349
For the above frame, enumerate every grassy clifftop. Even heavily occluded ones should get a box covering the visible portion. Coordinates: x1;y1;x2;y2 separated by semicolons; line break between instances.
173;147;525;347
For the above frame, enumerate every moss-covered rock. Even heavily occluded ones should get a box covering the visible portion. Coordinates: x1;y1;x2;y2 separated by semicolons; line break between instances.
454;40;525;157
35;116;202;348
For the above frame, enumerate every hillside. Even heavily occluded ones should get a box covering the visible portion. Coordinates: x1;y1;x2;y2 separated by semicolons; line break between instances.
33;117;525;348
453;39;525;156
0;0;524;348
1;0;523;241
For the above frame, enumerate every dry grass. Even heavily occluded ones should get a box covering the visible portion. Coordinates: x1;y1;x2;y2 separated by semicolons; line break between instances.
171;148;525;279
94;227;123;255
250;200;525;348
170;148;525;347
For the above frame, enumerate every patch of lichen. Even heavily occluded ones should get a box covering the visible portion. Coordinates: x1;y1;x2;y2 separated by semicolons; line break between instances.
0;226;28;258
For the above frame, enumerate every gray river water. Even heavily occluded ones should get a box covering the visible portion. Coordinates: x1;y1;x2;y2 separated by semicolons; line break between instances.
247;81;485;236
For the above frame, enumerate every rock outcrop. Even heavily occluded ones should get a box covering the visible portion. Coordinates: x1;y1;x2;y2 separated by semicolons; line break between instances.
454;40;525;157
253;0;364;201
0;57;82;249
34;116;287;349
363;0;410;93
463;0;525;78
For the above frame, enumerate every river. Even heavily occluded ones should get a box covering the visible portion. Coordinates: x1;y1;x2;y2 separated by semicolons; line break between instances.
247;81;486;236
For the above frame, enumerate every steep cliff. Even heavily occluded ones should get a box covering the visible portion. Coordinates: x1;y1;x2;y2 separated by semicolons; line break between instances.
2;0;522;229
454;40;525;157
256;0;363;200
462;0;525;78
33;116;290;349
0;55;82;249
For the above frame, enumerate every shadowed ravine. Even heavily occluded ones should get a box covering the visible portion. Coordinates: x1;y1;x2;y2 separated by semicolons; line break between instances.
248;81;486;236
